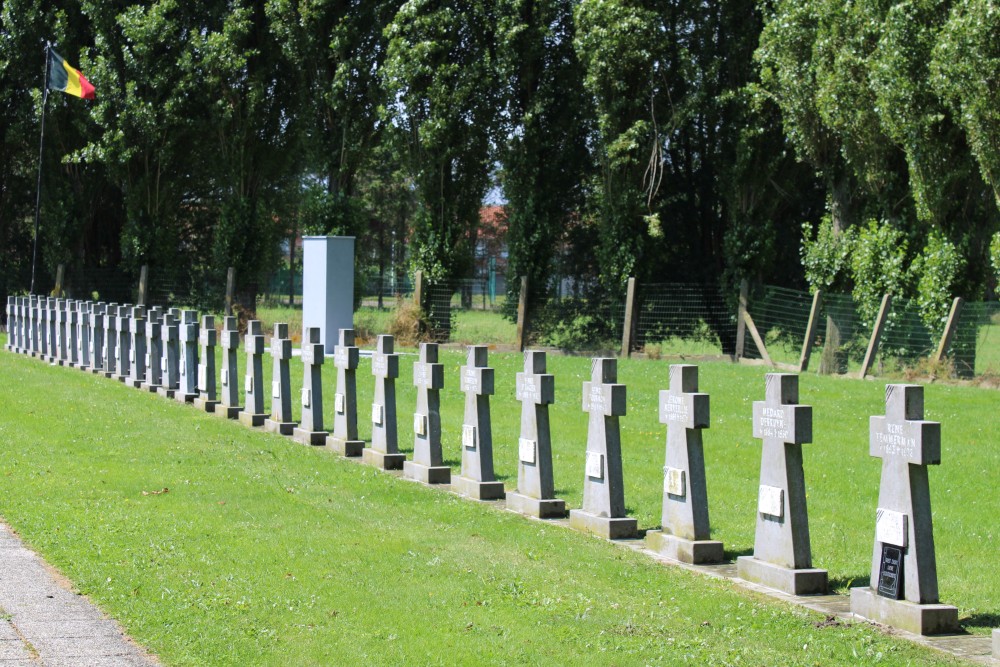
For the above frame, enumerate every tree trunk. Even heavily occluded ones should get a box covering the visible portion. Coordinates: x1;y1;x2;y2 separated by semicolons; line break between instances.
818;170;855;375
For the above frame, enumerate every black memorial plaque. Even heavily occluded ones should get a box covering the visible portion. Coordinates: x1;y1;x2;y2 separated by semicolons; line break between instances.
877;544;904;600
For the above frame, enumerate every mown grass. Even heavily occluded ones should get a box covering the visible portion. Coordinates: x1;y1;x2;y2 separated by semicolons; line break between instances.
0;333;989;665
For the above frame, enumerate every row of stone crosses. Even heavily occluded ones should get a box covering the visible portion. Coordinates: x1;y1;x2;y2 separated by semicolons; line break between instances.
3;295;964;637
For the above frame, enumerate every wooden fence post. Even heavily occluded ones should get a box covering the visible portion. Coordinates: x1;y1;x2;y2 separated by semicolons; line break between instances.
137;265;149;306
859;293;892;379
735;279;748;359
798;290;823;372
621;277;637;357
414;270;424;309
516;276;529;352
933;297;964;364
225;267;236;316
53;264;65;297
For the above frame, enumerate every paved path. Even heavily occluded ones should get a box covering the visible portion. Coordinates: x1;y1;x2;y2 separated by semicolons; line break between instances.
0;522;158;666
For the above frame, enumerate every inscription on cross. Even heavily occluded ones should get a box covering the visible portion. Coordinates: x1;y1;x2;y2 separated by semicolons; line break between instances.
568;358;636;539
645;364;723;564
737;373;826;596
363;335;405;469
506;351;564;518
403;342;450;484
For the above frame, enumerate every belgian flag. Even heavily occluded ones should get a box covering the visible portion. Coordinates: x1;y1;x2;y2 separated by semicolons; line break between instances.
47;48;95;100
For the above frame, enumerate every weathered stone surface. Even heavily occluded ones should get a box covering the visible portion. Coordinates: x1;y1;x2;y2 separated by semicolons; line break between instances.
362;335;405;469
505;351;565;518
568;358;637;539
88;303;105;373
646;364;723;564
101;302;118;378
215;316;242;419
403;343;450;484
293;327;328;445
65;301;78;367
156;312;180;398
114;304;133;382
850;384;958;634
174;310;199;402
737;373;826;595
452;346;504;501
5;296;15;351
192;315;220;412
326;329;363;455
75;301;90;370
238;320;269;428
993;629;999;659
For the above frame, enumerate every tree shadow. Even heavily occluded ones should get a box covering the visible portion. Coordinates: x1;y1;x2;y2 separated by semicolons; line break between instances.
828;573;870;590
960;611;1000;631
725;546;753;560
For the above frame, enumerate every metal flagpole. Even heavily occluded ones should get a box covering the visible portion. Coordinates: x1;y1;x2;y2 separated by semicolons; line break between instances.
30;43;51;296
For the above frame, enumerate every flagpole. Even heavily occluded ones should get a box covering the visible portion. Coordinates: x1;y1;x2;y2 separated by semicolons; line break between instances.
30;43;51;296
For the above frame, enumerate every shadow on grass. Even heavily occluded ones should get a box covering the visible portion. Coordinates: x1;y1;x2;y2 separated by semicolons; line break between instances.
828;573;870;590
724;546;753;560
960;611;1000;631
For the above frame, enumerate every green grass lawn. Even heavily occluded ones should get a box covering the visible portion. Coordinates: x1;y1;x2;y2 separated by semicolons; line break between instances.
0;333;989;665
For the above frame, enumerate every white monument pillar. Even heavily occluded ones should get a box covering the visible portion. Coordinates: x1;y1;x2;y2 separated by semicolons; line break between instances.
302;236;355;354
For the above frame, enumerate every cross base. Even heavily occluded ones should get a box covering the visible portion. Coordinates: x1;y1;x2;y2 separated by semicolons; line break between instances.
140;382;161;393
736;556;827;595
57;359;68;367
568;510;637;540
210;405;243;420
292;428;328;446
645;531;724;565
452;476;505;501
156;387;176;399
67;361;77;368
403;461;451;485
102;371;115;379
850;588;958;635
192;397;219;413
174;391;197;403
327;437;364;457
362;448;406;470
117;374;129;383
238;412;268;428
993;629;999;658
264;419;297;436
504;491;566;519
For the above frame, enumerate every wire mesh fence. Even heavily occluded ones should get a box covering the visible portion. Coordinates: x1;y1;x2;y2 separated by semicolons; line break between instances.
634;283;737;357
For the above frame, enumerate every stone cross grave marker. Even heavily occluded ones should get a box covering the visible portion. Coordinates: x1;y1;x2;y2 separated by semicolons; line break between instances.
102;302;118;378
175;310;199;402
127;306;146;388
193;315;220;413
5;296;14;352
293;326;328;445
16;297;25;354
568;358;637;539
48;299;60;363
646;364;723;564
737;373;827;595
37;298;49;360
363;335;405;469
264;323;296;435
89;303;105;373
21;297;31;354
238;320;268;427
215;316;242;418
141;309;162;392
54;299;67;364
76;301;91;371
65;301;79;367
327;329;364;455
505;350;565;518
156;312;180;398
403;342;450;484
115;304;133;382
453;346;505;500
850;384;959;635
30;296;40;357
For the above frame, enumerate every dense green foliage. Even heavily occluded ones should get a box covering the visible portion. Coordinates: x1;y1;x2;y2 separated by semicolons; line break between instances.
1;0;998;318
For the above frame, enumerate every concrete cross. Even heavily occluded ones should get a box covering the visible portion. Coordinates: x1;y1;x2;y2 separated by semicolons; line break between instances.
366;334;402;465
580;357;627;516
127;306;146;387
294;326;326;442
327;329;362;454
142;308;162;391
175;310;199;402
455;346;504;500
37;298;48;359
218;316;241;415
76;301;91;369
29;296;40;357
89;303;105;372
265;323;295;433
658;364;711;540
102;303;118;376
54;299;67;364
115;304;133;380
411;342;444;467
193;315;218;411
65;301;78;366
748;372;815;569
157;312;180;397
5;297;14;351
239;320;267;426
